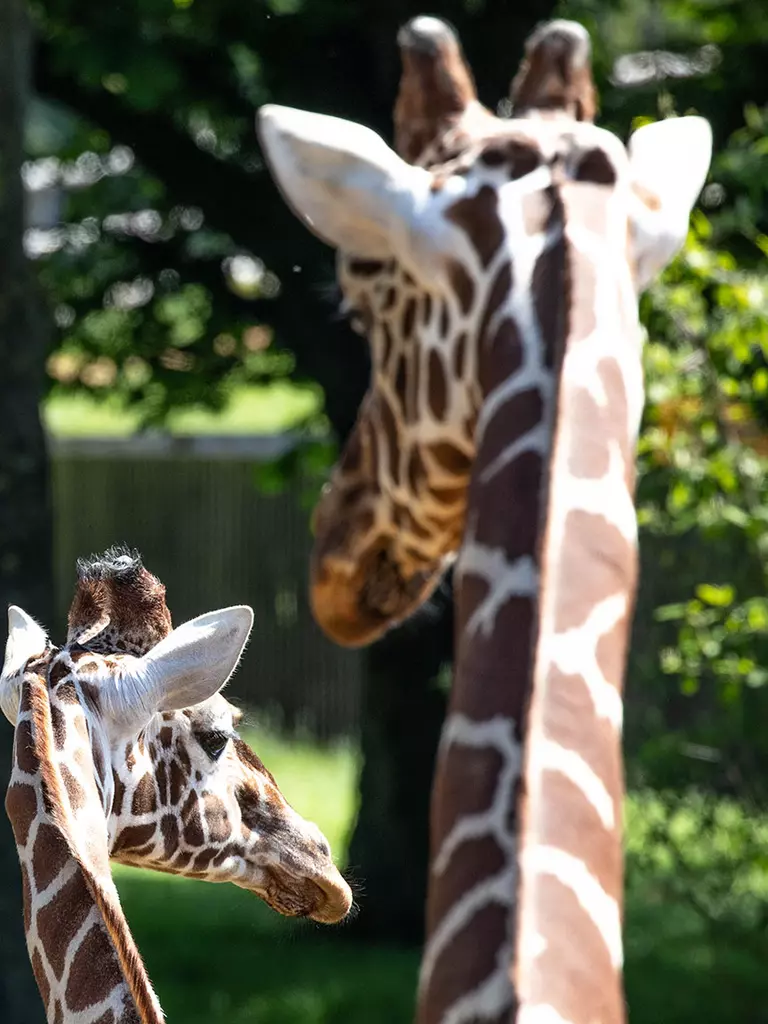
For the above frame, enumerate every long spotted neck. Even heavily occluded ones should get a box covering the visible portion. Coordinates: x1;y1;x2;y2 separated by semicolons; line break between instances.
6;654;163;1024
417;180;643;1024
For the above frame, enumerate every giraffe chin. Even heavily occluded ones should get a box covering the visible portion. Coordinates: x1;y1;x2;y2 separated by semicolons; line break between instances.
242;869;353;925
310;555;443;648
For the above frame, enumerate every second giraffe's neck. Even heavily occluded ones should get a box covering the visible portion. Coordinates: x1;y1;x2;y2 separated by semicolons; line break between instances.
417;190;643;1024
8;669;163;1024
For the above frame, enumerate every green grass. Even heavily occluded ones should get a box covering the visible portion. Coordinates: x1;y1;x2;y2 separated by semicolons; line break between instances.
114;729;768;1024
44;382;322;438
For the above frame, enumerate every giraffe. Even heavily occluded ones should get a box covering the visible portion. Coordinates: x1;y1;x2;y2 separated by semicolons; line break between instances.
1;546;352;1024
257;15;712;1024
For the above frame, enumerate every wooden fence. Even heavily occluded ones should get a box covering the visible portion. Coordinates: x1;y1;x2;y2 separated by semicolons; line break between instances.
50;435;363;739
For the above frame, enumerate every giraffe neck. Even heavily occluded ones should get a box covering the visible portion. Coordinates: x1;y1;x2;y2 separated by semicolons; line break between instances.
417;183;643;1024
6;662;163;1024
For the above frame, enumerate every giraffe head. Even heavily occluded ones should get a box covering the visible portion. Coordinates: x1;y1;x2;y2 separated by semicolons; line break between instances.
1;548;352;926
257;17;712;647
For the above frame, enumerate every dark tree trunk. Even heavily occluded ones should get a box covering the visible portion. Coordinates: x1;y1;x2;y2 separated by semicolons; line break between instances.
346;582;452;944
0;1;52;1019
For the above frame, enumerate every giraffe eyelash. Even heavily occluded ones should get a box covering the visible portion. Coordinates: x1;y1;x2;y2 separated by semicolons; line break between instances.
196;730;231;761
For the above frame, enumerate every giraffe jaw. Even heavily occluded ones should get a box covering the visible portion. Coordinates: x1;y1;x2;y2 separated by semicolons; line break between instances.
310;549;444;648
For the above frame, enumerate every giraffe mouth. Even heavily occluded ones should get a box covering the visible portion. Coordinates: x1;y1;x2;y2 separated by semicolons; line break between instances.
254;870;353;925
311;543;443;647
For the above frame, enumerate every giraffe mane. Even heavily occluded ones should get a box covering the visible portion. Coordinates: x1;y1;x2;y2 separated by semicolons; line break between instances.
25;668;163;1024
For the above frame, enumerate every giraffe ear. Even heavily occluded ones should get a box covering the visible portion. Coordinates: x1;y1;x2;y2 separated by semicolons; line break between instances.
627;116;713;288
1;606;49;726
258;104;433;259
117;606;254;725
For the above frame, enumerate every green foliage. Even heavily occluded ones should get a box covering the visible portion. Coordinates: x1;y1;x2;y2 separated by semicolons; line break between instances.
629;106;768;793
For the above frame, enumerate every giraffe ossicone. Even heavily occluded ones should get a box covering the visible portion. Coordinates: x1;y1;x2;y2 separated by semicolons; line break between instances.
259;15;711;1024
2;547;352;1024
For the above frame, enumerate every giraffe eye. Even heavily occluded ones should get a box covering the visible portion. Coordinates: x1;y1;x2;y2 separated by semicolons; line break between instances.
197;730;230;761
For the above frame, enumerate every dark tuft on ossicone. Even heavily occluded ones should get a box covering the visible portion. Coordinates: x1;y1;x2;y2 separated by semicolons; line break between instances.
76;546;144;583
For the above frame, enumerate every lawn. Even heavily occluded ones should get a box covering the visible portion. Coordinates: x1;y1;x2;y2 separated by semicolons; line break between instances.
114;725;768;1024
44;382;322;437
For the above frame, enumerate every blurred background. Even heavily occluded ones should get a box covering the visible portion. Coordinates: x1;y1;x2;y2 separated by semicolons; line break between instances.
1;0;767;1021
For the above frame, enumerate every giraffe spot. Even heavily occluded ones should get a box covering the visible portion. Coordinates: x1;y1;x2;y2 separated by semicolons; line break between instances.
421;292;433;327
56;679;79;705
48;661;70;688
161;814;180;859
192;848;218;872
426;833;506;941
377;394;401;483
53;1001;64;1024
408;350;422;424
446;261;474;316
521;873;623;1024
171;850;194;871
506;138;542;180
430;744;505;861
479;145;507;168
66;921;124;1011
401;297;417;340
477;260;513;356
347;258;385;278
50;705;66;750
37;869;92;979
131;774;157;816
430;484;466;508
575;147;617;185
537;760;621;902
406;448;428;495
31;948;50;1008
212;842;240;868
156;761;169;806
92;1012;116;1024
427;442;471;478
532;210;567;370
125;745;136;771
567;388;611;480
479;317;524;397
182;792;205;846
382;287;397;313
21;862;32;932
14;717;38;775
169;760;187;806
452;332;468;380
113;823;156;854
203;795;230;844
176;740;192;775
60;765;86;811
474;398;545;540
158;727;173;749
523;188;557;236
427;350;448;420
6;783;37;846
393;353;408;404
439;300;451;338
33;822;70;892
419;902;510;1024
552;509;636;634
112;771;126;816
455;590;536;721
446;185;504;268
